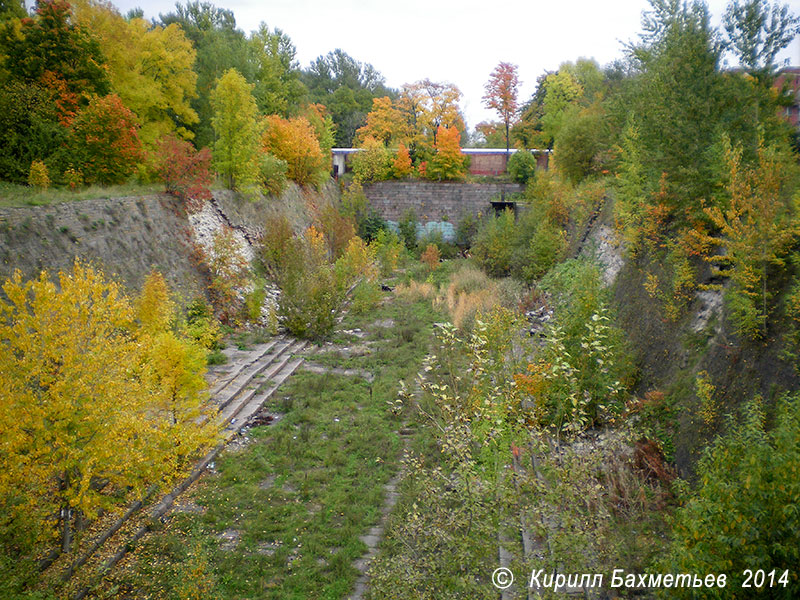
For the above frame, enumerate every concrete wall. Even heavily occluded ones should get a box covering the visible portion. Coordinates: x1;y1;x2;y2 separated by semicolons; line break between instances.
362;181;524;226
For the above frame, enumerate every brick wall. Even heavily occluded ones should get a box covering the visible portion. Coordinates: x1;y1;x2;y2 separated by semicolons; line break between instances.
362;181;524;225
468;153;508;176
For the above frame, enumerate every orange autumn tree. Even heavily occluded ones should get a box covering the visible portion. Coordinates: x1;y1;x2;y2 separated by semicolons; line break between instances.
482;62;520;151
392;143;413;178
261;115;326;186
426;125;468;181
355;96;409;146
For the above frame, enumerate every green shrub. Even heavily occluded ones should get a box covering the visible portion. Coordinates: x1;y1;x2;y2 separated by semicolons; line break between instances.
351;137;392;183
243;278;267;323
183;298;223;351
528;258;633;430
340;182;387;242
553;104;610;184
472;209;516;276
260;213;296;279
398;208;418;251
350;279;382;314
371;229;404;277
277;227;354;339
280;264;342;339
507;150;537;184
455;213;479;250
417;230;458;259
663;395;800;596
206;349;228;365
63;167;83;190
511;219;566;283
259;153;288;196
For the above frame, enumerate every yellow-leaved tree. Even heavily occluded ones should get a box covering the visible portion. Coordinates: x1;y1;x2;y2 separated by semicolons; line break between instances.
0;264;216;558
136;272;216;469
705;140;799;338
355;96;410;146
72;0;199;149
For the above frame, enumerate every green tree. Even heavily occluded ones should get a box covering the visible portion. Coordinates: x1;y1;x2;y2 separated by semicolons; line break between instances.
472;209;517;276
1;0;109;104
248;22;305;116
665;395;800;597
0;0;25;20
723;0;800;150
626;0;728;218
159;1;251;148
211;68;260;190
553;102;610;183
724;0;800;80
0;81;67;183
540;69;583;144
302;49;392;146
704;139;798;338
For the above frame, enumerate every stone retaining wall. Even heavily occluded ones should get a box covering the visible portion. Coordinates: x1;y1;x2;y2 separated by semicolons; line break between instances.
362;181;524;226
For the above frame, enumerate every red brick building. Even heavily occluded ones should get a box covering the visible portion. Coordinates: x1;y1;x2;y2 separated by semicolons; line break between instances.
331;148;549;178
775;67;800;131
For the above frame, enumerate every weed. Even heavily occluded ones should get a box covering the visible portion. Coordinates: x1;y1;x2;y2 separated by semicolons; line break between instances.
115;293;443;598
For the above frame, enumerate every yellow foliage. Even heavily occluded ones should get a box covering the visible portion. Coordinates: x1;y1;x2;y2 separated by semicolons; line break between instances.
27;159;50;188
695;370;717;426
420;243;440;271
0;262;217;550
704;141;798;338
72;0;198;148
336;236;378;285
787;284;800;324
355;96;410;146
305;225;328;266
137;270;174;333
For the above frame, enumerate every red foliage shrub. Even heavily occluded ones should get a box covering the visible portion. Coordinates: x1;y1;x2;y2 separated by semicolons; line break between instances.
156;134;213;212
70;94;143;185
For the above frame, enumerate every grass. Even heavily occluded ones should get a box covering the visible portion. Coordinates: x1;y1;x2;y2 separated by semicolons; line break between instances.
109;288;443;599
0;181;165;208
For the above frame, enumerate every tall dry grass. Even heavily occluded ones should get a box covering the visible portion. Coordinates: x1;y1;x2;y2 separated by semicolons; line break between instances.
396;263;522;331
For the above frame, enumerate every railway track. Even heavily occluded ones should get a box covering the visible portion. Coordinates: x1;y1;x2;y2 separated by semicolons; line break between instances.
66;335;309;598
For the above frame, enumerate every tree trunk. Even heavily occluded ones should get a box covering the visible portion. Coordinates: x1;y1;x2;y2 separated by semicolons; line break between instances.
61;505;72;555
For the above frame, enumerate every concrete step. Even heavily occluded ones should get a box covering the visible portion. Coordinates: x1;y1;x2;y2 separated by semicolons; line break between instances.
208;338;282;397
230;354;307;430
215;339;295;413
217;339;308;429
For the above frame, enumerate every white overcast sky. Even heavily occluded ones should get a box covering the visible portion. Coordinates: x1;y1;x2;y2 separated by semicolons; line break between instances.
92;0;800;128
